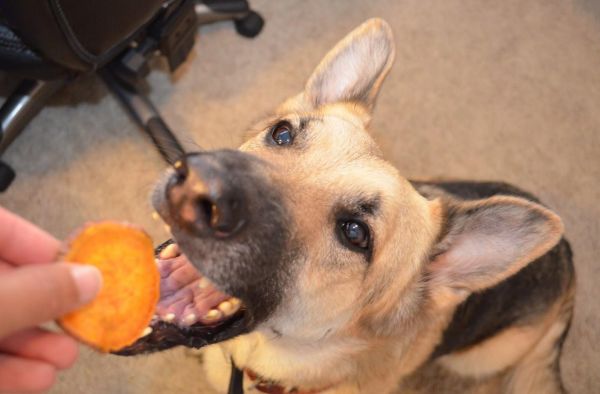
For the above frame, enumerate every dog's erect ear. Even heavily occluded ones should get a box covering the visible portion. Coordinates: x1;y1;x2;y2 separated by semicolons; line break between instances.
428;196;563;301
304;18;395;111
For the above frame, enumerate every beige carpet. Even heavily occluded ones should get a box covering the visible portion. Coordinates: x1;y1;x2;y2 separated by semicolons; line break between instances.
0;0;598;392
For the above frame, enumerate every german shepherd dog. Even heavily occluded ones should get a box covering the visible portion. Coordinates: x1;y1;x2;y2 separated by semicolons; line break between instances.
120;19;575;394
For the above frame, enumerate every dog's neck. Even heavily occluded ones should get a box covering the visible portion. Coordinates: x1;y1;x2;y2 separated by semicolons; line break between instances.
222;310;447;394
223;332;362;393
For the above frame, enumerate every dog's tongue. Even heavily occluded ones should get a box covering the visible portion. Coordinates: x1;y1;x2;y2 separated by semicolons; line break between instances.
155;243;241;326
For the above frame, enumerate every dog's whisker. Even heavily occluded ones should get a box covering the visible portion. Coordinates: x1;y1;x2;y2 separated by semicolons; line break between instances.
148;132;203;155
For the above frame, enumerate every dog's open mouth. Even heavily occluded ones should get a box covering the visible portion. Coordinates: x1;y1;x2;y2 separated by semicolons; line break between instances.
115;240;249;355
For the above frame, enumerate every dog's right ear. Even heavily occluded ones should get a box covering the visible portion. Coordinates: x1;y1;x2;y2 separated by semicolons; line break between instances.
427;196;564;306
304;18;395;112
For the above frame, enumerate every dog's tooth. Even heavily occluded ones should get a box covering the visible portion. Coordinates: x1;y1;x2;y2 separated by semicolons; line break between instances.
163;313;176;322
183;313;197;326
229;297;241;307
140;326;152;338
217;301;232;315
159;243;179;259
164;224;171;234
152;211;160;221
198;277;212;289
217;300;239;316
203;309;222;321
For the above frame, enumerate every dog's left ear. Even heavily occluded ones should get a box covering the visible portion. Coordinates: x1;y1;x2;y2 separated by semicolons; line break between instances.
304;18;395;111
427;196;564;304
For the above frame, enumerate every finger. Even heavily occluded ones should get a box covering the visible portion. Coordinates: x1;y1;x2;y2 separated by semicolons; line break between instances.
0;263;102;338
0;328;78;370
0;261;11;273
0;206;60;266
0;354;56;393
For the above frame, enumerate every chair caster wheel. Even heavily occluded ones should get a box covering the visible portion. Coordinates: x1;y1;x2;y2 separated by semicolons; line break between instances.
0;161;15;192
234;11;264;38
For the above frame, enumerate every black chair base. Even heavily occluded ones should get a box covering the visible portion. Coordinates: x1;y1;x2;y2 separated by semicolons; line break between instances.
0;78;68;190
100;69;186;166
0;0;263;192
0;160;15;192
196;0;264;38
234;10;264;38
0;79;68;153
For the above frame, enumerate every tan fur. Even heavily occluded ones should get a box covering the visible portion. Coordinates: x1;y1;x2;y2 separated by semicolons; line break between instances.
502;279;577;393
202;19;572;394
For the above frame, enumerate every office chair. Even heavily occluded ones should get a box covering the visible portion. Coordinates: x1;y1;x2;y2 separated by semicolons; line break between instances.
0;0;264;192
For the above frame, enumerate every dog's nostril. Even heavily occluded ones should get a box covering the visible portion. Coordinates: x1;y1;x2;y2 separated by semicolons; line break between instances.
190;195;244;237
197;198;219;229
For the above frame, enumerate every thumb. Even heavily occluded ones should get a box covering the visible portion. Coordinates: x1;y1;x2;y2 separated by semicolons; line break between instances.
0;263;102;338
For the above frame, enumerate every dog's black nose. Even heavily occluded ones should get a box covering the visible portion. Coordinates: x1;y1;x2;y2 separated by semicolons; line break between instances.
167;152;246;238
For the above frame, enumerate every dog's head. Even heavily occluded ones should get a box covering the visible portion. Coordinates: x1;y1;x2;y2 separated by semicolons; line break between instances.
120;19;563;355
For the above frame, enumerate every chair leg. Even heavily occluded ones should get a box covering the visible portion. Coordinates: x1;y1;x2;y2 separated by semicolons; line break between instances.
0;78;66;191
196;0;264;38
100;69;186;166
0;79;66;153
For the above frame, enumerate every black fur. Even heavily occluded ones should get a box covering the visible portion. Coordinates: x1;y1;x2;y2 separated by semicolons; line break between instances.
410;180;575;358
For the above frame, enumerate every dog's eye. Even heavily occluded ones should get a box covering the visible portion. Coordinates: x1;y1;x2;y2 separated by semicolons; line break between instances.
270;121;293;146
339;220;370;250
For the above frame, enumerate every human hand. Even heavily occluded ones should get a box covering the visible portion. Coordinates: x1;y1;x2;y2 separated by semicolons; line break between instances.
0;206;102;393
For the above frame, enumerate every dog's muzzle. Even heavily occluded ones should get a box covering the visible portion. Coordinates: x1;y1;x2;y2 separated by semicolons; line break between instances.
116;150;292;355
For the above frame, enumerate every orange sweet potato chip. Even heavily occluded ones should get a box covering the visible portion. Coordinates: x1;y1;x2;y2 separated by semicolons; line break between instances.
58;222;159;352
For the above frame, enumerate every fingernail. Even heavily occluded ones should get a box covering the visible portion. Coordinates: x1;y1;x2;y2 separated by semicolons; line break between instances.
69;265;103;304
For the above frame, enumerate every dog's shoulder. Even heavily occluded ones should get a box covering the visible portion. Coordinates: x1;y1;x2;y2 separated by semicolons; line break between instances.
410;179;575;359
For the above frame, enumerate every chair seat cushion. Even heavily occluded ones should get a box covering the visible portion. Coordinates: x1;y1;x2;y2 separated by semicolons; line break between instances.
0;23;66;80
